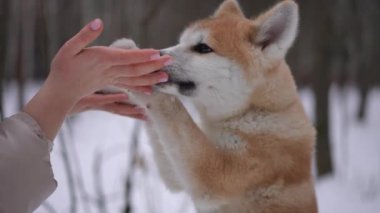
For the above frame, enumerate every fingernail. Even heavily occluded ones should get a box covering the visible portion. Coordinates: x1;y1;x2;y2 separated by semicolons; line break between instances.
164;58;173;66
159;76;168;83
159;72;169;83
150;53;160;60
90;18;102;31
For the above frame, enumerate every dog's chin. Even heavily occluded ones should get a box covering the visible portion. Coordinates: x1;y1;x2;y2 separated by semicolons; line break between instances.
155;80;196;97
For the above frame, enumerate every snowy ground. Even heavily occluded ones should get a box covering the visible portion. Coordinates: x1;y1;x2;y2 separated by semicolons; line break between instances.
3;83;380;213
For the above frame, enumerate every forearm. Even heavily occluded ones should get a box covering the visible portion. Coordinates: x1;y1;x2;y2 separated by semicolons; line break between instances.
23;79;77;141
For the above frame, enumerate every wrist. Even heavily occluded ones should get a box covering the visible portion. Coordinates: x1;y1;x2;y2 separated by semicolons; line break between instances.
23;80;77;141
43;76;80;107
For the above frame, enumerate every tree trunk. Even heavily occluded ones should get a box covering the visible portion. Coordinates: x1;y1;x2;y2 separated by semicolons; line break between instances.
0;0;8;119
15;31;25;110
56;0;82;49
124;123;141;213
34;0;50;79
355;0;375;122
312;0;334;177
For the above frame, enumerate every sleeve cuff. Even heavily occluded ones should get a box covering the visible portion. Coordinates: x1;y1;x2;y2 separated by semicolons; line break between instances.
13;112;54;151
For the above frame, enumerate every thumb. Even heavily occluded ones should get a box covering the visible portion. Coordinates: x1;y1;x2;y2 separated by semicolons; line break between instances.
61;18;103;55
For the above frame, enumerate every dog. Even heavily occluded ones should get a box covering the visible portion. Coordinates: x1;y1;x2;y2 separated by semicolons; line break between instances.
111;0;317;212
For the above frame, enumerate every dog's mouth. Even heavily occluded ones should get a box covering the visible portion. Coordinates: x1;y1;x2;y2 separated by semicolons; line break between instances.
176;81;196;90
156;77;197;96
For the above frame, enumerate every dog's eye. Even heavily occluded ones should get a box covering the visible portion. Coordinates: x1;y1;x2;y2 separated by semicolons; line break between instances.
192;43;213;54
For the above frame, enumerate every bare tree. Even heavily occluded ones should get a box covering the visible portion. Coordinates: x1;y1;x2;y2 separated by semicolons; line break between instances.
15;23;25;110
4;0;23;109
59;127;78;213
355;0;377;122
0;0;8;119
93;150;107;213
311;0;334;176
34;0;50;79
124;122;141;213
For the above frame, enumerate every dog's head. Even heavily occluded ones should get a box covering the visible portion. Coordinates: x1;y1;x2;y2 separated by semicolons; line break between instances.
156;0;299;119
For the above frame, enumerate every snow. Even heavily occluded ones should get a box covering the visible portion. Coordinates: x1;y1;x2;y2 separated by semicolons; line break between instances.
313;87;380;213
3;82;380;213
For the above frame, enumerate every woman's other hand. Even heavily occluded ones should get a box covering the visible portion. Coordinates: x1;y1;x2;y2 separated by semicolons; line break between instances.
70;93;146;120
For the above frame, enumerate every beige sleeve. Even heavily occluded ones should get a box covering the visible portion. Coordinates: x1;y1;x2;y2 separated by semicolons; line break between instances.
0;112;57;213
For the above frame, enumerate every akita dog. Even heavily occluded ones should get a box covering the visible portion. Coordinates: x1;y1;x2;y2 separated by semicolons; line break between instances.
111;0;317;212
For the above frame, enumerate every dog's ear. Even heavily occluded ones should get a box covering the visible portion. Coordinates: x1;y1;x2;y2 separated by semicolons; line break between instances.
214;0;245;18
253;0;299;59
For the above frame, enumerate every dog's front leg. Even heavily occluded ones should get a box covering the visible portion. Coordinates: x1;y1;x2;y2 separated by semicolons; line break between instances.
144;123;184;192
143;93;253;210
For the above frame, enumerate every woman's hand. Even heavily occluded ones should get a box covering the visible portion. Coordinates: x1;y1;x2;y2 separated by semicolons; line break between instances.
47;18;170;104
70;93;146;120
24;19;168;140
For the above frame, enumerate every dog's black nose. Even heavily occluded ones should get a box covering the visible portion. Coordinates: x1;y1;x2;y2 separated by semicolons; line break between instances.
159;50;165;56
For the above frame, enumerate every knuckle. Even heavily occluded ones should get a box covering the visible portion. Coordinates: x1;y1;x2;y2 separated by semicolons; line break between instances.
153;60;164;68
77;32;92;44
130;64;145;75
90;48;105;59
84;47;108;63
92;55;111;69
121;50;144;64
113;52;125;63
147;76;158;85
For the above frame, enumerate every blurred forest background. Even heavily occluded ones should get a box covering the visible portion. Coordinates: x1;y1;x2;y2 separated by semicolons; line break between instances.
0;0;379;212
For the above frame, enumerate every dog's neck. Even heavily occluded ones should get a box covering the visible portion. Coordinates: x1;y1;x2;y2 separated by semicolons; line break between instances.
249;61;299;113
194;93;249;124
201;98;314;152
194;60;305;148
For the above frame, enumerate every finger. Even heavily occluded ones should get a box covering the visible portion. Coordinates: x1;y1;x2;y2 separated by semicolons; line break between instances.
117;71;169;87
109;55;172;77
61;19;103;56
81;93;129;106
100;48;162;66
98;103;144;116
124;86;153;94
105;85;153;94
127;114;148;121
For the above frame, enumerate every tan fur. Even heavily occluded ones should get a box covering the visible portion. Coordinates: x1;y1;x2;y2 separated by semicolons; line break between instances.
122;0;318;212
197;16;255;72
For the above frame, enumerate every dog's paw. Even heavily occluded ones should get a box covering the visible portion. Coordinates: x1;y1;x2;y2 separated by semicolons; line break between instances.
127;91;151;109
110;38;138;50
129;92;170;108
130;92;181;113
100;38;138;103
